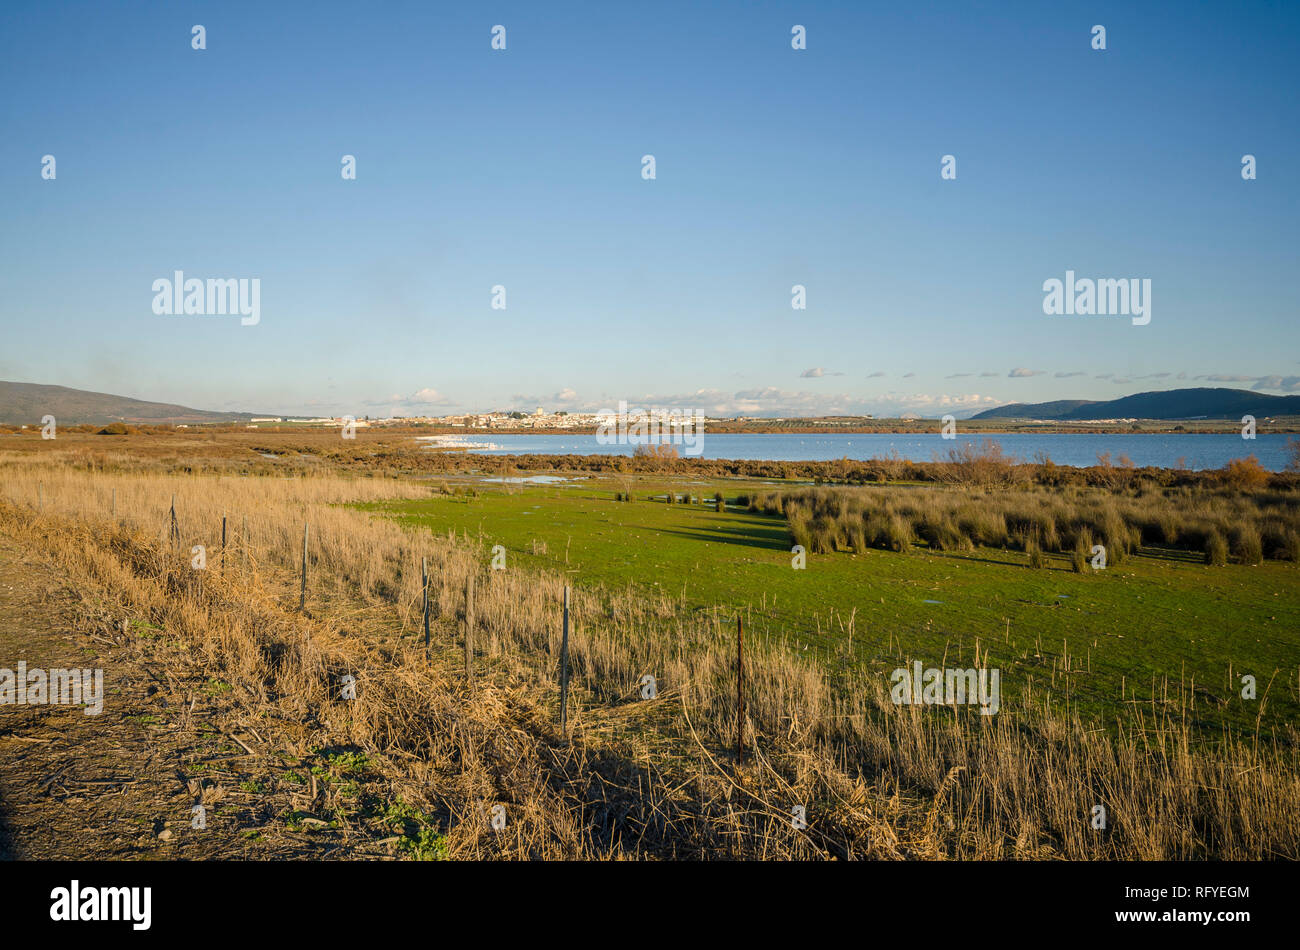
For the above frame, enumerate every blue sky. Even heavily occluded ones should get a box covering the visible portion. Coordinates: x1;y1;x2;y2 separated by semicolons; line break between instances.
2;0;1297;418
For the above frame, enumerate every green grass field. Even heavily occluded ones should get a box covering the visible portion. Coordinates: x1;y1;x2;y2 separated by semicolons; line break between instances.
362;475;1300;733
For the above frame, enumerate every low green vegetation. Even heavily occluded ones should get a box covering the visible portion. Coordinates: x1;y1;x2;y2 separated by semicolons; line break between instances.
384;801;449;861
365;475;1300;735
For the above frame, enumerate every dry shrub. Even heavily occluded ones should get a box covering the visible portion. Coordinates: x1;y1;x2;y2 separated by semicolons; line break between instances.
933;439;1022;488
633;443;680;460
1222;455;1270;490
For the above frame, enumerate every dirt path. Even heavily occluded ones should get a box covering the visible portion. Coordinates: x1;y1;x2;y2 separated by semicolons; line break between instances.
0;535;382;860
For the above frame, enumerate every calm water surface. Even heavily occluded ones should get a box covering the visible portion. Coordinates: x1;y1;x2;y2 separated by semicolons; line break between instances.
417;433;1294;471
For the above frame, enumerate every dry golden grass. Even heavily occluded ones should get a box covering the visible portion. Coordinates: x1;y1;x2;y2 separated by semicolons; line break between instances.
2;459;1298;859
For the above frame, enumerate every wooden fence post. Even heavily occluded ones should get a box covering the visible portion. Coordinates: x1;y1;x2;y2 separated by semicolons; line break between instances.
221;514;227;574
169;494;180;547
299;521;309;613
736;614;744;763
422;556;430;655
464;573;475;682
559;586;571;736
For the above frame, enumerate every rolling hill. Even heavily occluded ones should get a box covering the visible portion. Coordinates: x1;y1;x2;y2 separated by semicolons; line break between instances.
972;387;1300;421
0;381;270;425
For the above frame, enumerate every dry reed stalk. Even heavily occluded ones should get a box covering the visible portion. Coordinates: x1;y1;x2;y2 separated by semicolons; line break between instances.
0;462;1296;859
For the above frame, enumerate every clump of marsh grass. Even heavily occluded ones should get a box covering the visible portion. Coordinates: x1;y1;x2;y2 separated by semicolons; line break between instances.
1205;530;1229;566
881;514;912;553
846;520;867;554
1100;508;1129;566
955;504;1007;548
787;508;812;552
1283;529;1300;563
761;481;1300;567
1071;529;1092;573
1158;511;1181;545
1025;534;1047;569
807;514;841;554
1232;524;1264;565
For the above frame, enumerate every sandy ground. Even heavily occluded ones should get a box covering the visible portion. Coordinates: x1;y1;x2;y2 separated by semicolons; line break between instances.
0;535;387;860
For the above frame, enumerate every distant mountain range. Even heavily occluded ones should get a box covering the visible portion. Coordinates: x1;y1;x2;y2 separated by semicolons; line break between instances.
972;388;1300;421
0;381;269;425
5;381;1299;427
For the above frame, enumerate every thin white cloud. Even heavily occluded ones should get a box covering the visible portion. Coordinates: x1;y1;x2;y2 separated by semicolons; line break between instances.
508;388;582;409
596;387;1004;419
365;387;457;409
1254;375;1300;392
1180;373;1300;392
